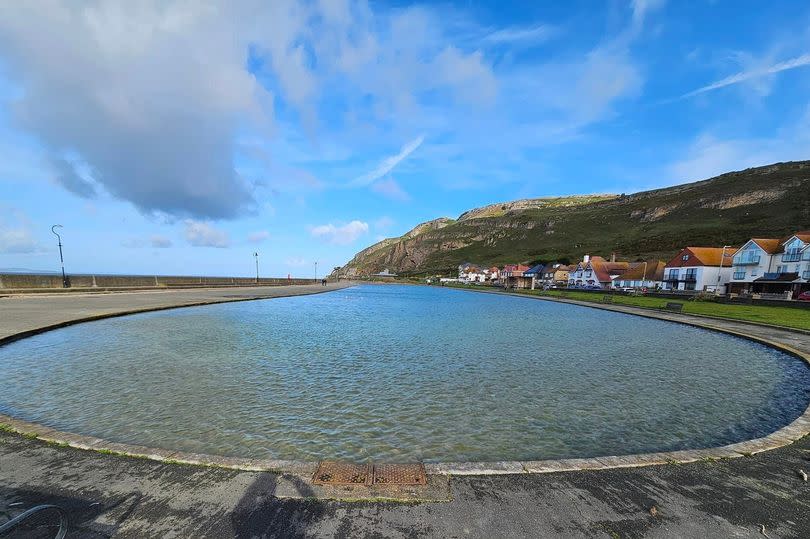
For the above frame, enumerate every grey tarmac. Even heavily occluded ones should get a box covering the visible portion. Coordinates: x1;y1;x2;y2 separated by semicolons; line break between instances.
1;284;809;538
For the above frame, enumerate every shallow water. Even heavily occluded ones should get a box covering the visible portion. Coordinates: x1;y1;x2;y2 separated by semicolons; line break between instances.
1;284;808;462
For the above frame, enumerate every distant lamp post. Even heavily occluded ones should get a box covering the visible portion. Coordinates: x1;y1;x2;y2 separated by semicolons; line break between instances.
51;224;68;288
253;252;259;283
716;245;731;295
640;261;648;290
314;260;318;282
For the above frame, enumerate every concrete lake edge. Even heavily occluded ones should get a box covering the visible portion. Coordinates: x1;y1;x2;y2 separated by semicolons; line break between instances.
0;283;808;479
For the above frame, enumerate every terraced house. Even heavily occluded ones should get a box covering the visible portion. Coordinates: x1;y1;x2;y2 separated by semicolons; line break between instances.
613;260;666;289
568;255;630;289
539;263;571;287
728;232;810;296
663;247;738;293
500;264;531;289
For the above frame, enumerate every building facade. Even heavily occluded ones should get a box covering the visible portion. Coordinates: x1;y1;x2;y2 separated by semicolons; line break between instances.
662;247;738;293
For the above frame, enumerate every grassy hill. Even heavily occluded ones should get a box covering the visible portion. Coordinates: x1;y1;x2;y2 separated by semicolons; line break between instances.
338;161;810;277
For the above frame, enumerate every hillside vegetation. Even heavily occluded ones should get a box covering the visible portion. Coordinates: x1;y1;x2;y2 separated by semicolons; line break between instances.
339;161;810;277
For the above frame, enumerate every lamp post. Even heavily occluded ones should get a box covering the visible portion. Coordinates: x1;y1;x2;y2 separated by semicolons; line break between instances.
314;260;318;282
641;261;648;290
716;245;731;295
253;252;259;284
51;225;68;288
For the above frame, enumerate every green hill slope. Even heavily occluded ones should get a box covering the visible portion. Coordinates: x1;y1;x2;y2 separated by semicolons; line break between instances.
338;161;810;277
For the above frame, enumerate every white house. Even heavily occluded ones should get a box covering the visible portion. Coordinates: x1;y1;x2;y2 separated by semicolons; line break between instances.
662;247;738;293
568;255;629;289
760;232;810;296
458;263;487;283
728;238;783;295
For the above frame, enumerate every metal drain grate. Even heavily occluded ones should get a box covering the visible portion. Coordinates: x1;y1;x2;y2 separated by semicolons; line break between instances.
373;463;427;486
312;461;372;485
312;462;427;486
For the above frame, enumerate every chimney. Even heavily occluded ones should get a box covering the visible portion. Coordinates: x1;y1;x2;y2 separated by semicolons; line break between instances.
583;254;590;264
611;252;616;263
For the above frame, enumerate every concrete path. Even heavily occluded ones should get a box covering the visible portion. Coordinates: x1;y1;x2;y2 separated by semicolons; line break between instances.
0;282;352;341
1;285;809;537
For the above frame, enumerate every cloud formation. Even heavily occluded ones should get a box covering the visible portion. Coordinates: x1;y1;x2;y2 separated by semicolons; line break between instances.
484;24;558;45
0;209;42;254
310;220;369;245
184;220;230;248
248;230;270;243
682;53;810;98
51;157;97;199
349;136;425;187
151;235;173;248
0;2;266;218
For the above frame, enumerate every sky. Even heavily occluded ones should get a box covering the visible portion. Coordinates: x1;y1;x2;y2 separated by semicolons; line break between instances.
1;0;809;277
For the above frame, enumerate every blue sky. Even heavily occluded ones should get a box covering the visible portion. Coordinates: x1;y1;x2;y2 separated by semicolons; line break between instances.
1;0;809;277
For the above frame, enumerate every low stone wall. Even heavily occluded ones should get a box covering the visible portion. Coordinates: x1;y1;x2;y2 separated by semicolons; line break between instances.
0;273;317;290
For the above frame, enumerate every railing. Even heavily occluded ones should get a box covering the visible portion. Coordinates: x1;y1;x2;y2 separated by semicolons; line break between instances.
733;254;761;265
782;252;802;262
682;273;697;282
733;271;746;280
664;273;679;282
803;251;810;261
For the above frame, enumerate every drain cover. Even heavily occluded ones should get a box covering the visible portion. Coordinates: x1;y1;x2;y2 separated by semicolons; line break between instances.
373;463;427;486
312;462;427;486
312;461;372;485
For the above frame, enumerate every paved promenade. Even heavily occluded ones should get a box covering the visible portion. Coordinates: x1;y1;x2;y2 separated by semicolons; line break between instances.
0;283;352;341
0;286;809;537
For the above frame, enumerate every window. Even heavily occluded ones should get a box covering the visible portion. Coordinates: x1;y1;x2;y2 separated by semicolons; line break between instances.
733;271;746;280
682;254;689;261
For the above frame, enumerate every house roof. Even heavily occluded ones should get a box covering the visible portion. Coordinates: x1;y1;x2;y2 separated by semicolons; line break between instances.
619;260;666;281
784;231;810;245
750;238;782;254
666;247;739;268
585;256;630;283
502;264;530;274
524;264;545;276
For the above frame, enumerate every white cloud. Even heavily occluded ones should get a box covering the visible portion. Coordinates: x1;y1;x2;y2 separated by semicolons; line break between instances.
667;110;810;182
310;220;369;245
349;136;425;187
0;209;42;254
150;235;172;248
248;230;270;243
630;0;666;31
682;53;810;99
184;220;230;248
484;24;558;45
371;177;411;201
284;256;309;267
0;1;299;219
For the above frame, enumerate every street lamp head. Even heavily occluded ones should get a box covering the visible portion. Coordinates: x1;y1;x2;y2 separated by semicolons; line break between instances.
51;224;63;236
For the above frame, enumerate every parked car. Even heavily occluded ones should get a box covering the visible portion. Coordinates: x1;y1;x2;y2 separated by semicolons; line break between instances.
798;291;810;301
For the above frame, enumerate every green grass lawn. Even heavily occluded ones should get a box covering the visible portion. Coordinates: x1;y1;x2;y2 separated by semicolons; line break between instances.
443;283;810;331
